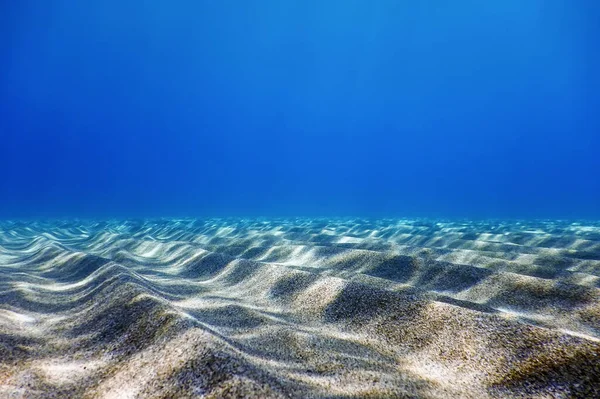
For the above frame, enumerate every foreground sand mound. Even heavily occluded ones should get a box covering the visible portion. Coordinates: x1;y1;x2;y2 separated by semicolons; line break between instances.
1;218;600;398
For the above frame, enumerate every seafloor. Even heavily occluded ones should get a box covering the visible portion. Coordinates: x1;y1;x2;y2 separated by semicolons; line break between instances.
1;218;599;398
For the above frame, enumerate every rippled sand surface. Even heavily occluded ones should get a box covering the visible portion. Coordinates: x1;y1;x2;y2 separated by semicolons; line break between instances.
1;218;600;398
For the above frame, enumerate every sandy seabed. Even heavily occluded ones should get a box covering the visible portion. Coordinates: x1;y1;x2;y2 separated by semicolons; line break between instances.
1;218;599;398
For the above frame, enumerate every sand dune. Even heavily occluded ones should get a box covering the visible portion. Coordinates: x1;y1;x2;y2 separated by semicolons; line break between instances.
1;218;600;398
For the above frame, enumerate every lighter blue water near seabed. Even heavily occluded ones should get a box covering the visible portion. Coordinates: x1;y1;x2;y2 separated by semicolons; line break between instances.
1;1;599;219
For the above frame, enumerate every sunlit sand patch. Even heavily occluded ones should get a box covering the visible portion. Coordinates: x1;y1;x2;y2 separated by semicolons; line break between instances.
555;329;600;343
567;272;600;286
0;309;36;324
34;358;106;385
336;236;363;244
496;307;555;323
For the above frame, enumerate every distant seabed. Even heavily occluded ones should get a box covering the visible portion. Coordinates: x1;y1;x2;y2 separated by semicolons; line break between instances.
1;218;599;398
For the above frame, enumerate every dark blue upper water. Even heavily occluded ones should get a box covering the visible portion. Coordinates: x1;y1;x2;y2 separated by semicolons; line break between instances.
1;1;599;219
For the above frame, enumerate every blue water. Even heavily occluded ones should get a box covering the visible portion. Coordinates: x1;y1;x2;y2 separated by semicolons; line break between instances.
1;1;599;219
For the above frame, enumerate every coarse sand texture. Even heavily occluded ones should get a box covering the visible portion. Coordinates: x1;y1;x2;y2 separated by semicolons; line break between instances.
1;218;600;398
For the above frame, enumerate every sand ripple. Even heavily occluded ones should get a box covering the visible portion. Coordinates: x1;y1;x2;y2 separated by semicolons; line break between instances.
1;218;600;398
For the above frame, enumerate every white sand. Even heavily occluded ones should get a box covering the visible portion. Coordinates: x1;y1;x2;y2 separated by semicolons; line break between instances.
1;218;599;398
